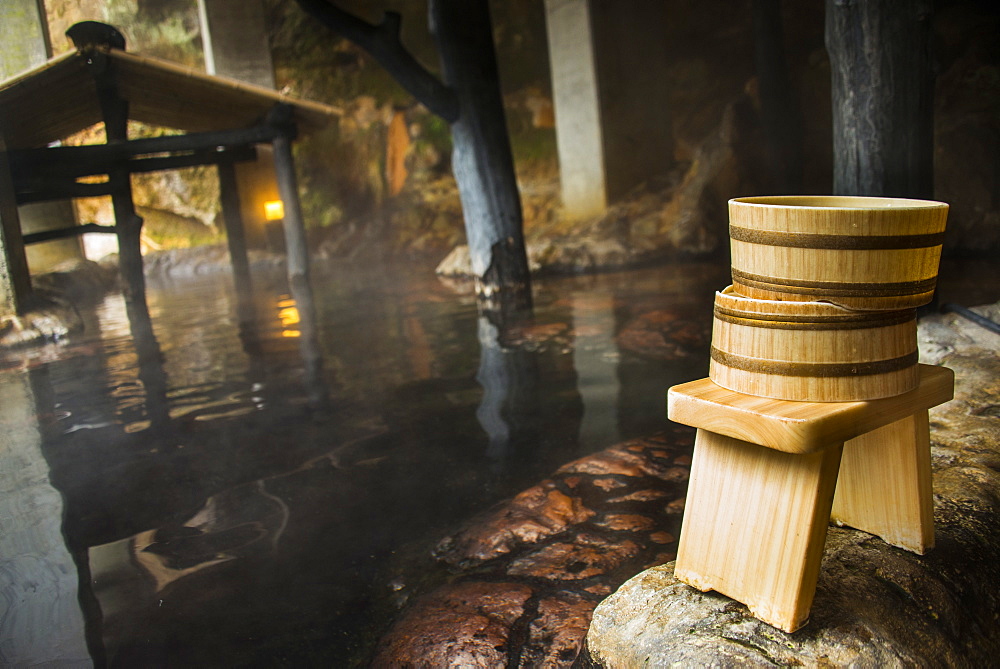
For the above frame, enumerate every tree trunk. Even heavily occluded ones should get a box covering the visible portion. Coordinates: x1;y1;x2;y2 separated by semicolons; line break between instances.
292;0;533;315
825;0;934;198
430;0;532;314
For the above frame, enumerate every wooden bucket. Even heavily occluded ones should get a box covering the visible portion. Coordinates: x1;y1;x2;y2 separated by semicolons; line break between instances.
709;287;919;401
729;196;949;310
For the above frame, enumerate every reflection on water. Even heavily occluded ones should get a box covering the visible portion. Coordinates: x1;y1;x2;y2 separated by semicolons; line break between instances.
0;258;727;666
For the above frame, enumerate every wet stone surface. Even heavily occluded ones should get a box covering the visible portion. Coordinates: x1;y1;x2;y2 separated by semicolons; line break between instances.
373;430;694;666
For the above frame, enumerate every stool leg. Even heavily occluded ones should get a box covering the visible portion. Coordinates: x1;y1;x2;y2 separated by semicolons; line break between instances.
675;429;843;633
831;411;934;554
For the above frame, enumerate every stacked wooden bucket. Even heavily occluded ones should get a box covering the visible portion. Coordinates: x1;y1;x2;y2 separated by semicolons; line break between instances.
710;195;949;402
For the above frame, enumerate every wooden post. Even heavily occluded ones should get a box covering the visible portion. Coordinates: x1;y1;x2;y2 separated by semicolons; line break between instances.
825;0;935;198
217;158;254;320
268;106;310;288
272;133;310;286
430;0;532;314
0;136;32;315
124;297;171;430
291;0;533;314
675;430;844;633
288;274;329;410
832;411;935;554
89;50;148;309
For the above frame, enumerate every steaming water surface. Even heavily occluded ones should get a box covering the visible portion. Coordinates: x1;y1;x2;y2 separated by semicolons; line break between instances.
1;258;729;665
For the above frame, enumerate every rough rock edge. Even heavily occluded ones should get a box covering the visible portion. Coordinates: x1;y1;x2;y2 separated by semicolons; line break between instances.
585;302;1000;667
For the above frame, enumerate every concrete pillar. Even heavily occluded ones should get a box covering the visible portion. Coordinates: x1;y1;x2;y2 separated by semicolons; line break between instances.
198;0;276;89
1;0;83;274
545;0;674;218
545;0;607;219
197;0;280;249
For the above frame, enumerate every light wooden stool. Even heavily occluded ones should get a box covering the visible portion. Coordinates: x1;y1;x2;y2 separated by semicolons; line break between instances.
667;364;954;633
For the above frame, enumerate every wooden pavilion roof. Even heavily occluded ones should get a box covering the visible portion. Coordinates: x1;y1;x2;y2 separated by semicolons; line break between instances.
0;46;340;150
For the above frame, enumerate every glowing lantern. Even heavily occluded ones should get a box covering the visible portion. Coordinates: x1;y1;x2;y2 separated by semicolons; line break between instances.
264;200;285;221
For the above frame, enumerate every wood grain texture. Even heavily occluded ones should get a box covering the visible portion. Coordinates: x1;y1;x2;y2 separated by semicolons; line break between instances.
709;287;919;401
674;429;844;633
728;196;948;310
832;411;934;553
825;0;935;200
667;364;953;454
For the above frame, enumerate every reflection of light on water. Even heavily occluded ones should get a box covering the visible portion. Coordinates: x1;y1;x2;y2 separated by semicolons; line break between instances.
276;295;301;337
572;293;622;453
94;293;135;339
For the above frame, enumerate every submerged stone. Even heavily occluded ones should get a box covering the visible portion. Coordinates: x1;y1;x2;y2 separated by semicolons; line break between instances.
434;479;595;568
506;534;641;581
371;581;534;668
378;433;693;666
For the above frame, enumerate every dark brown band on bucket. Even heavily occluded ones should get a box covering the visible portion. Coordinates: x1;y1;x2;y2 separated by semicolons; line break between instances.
731;269;938;298
729;226;945;250
713;307;915;330
710;347;919;377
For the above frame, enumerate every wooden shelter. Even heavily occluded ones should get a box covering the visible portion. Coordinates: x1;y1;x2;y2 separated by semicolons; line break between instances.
0;42;340;314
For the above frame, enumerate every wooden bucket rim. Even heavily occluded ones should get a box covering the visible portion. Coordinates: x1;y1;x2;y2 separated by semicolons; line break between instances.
730;195;949;211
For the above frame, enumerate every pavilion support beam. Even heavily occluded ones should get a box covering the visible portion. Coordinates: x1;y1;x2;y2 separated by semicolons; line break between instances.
14;145;257;206
217;158;254;320
91;51;147;310
23;223;115;245
13;144;258;185
273;133;309;285
9;136;264;180
269;106;310;289
16;181;114;206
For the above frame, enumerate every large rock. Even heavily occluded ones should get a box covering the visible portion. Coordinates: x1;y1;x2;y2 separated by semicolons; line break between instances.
585;302;1000;667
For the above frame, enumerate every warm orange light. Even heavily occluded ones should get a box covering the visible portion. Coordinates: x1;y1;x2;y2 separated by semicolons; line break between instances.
264;200;285;221
278;306;300;327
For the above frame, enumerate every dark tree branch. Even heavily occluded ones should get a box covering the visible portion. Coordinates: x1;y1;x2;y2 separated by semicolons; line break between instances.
293;0;459;122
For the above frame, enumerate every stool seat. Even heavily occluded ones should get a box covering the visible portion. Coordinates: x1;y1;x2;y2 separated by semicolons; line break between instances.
667;364;954;632
668;364;953;454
